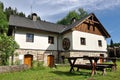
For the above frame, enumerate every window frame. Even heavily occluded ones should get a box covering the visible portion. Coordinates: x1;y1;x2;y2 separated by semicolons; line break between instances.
26;33;34;42
98;40;102;47
48;36;54;44
80;37;86;45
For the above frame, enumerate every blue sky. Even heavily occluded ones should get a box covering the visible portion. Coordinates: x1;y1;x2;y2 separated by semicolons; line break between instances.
1;0;120;44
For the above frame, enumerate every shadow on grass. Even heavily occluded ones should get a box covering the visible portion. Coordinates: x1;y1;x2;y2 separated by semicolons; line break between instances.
50;70;91;77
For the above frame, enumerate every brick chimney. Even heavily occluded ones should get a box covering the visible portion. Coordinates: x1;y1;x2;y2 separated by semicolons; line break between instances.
32;13;37;21
71;17;76;24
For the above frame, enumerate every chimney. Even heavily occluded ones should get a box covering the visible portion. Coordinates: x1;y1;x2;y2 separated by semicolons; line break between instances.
32;13;37;21
71;17;76;24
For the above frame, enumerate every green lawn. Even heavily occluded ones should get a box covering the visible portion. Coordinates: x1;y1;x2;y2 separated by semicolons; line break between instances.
0;61;120;80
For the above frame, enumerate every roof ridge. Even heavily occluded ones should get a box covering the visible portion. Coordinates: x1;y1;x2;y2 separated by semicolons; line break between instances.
10;15;65;27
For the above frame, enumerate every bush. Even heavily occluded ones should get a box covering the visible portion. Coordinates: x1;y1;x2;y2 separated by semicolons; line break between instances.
32;60;45;70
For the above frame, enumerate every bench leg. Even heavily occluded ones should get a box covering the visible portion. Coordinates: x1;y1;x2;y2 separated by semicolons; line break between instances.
70;67;74;72
77;67;80;71
102;68;106;76
112;65;117;72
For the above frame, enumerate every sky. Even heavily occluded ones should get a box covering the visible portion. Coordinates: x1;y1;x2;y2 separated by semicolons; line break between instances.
1;0;120;44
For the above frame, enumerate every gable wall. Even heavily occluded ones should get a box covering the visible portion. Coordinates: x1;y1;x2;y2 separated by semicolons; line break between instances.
73;22;103;36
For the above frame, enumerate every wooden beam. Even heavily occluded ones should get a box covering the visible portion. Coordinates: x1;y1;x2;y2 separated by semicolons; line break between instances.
86;19;99;24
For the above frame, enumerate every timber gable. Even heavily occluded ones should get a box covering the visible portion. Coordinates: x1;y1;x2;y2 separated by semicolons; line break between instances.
71;13;110;38
72;20;103;36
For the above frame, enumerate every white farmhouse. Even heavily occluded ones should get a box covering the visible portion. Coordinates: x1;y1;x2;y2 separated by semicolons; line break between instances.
8;13;110;67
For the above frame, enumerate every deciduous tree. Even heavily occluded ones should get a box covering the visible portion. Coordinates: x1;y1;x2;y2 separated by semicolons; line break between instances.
57;8;88;25
0;2;19;65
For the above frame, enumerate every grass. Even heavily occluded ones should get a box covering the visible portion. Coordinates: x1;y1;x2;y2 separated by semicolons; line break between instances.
0;61;120;80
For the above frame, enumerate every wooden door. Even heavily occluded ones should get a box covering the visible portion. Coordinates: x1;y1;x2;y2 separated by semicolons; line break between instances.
24;54;33;68
47;55;54;67
100;54;104;63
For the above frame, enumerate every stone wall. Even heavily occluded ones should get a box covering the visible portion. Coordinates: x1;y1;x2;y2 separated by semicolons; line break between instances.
61;51;107;64
11;49;59;66
0;64;28;73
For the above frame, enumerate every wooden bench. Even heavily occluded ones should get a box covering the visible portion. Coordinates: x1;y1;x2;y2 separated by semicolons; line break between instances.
96;64;116;71
73;64;92;71
68;57;100;76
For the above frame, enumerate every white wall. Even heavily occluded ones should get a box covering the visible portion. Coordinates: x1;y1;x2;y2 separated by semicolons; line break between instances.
14;28;107;52
60;32;73;50
72;31;107;51
15;29;58;50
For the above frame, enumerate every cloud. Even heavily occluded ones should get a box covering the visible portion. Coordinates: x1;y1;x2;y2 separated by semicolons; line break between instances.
1;0;120;22
34;0;120;16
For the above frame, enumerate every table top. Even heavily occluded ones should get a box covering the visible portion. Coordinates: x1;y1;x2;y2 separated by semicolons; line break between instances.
67;56;119;59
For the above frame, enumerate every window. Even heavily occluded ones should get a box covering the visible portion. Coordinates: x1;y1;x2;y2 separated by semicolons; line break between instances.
80;37;86;45
48;36;54;44
98;40;102;47
26;33;34;42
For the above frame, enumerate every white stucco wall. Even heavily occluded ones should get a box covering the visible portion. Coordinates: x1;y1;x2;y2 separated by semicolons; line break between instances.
72;31;107;51
61;32;73;50
15;29;58;50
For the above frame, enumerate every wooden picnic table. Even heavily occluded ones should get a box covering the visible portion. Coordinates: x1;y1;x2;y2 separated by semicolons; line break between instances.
67;56;118;76
67;56;99;76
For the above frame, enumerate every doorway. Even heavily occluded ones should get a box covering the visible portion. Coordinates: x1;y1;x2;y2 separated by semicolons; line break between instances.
24;54;33;68
47;55;54;67
100;54;104;63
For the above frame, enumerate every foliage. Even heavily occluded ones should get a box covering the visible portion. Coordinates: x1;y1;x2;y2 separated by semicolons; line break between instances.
14;59;21;65
32;60;45;70
0;35;19;65
112;43;120;47
57;8;88;25
4;7;26;21
110;39;114;47
0;2;19;65
108;39;120;47
0;1;4;10
0;4;8;34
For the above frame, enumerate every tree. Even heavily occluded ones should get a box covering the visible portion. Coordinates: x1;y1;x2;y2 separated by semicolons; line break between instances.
110;39;114;47
0;2;19;65
0;3;8;34
5;7;26;21
57;8;88;25
0;1;4;10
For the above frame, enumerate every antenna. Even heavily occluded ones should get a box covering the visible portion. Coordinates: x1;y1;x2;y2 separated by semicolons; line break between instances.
30;5;33;14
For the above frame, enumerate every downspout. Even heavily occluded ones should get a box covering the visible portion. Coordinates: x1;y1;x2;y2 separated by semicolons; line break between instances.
57;33;60;63
11;26;16;65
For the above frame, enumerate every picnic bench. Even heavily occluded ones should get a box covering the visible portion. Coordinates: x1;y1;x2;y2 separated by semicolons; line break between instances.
96;57;117;72
67;56;117;76
67;56;99;76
